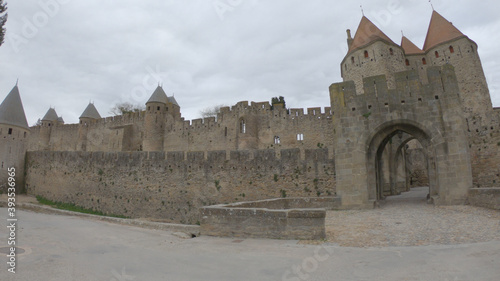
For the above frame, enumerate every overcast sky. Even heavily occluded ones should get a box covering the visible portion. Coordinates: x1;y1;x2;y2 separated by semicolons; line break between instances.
1;0;499;125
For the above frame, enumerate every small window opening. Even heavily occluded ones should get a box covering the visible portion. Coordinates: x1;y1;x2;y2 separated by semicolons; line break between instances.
422;58;427;65
274;136;280;144
389;48;394;55
364;50;369;58
240;119;246;134
435;95;439;100
157;106;160;111
449;46;454;53
8;128;13;135
405;59;410;66
435;51;439;58
351;56;355;64
297;134;304;141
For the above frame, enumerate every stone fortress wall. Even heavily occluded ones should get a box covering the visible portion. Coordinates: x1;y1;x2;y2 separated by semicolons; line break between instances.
2;10;500;222
25;148;335;224
27;102;334;157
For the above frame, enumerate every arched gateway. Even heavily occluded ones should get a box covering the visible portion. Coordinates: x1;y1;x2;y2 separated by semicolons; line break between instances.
330;65;472;208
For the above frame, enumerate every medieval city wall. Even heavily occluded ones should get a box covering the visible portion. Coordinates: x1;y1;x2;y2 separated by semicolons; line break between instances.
25;102;335;158
25;148;335;224
467;108;500;187
165;102;334;156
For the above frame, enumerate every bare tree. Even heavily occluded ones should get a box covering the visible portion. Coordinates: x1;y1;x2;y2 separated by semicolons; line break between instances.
109;102;145;116
199;104;226;118
0;0;7;46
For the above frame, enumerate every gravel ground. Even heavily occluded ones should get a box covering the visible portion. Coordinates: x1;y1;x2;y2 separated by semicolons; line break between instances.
325;187;500;247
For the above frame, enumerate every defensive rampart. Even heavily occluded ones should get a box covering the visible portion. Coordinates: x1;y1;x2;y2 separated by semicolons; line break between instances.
25;149;335;224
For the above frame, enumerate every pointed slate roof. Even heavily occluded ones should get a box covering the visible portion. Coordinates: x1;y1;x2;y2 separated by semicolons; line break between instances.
80;103;101;119
57;116;65;124
168;96;179;107
146;86;169;104
401;36;424;55
42;108;59;122
0;85;29;129
423;10;466;51
348;16;397;54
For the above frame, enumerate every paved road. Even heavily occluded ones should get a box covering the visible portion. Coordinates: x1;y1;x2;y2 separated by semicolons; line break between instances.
0;206;499;280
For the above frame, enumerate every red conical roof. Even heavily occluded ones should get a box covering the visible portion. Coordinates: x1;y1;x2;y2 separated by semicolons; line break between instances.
348;16;396;54
401;36;424;55
423;11;466;51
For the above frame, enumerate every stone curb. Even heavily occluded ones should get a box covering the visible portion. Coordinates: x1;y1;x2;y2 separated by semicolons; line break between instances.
0;201;200;237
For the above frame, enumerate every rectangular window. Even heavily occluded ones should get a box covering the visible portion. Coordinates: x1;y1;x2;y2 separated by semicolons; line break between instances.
297;134;304;141
8;128;13;135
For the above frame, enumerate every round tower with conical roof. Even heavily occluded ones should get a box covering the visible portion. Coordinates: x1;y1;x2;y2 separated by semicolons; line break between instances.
78;102;101;151
39;107;59;150
422;10;492;117
0;84;30;193
341;16;407;93
143;86;171;151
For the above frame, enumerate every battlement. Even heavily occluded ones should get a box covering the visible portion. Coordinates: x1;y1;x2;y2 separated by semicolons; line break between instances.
330;64;460;116
170;101;332;133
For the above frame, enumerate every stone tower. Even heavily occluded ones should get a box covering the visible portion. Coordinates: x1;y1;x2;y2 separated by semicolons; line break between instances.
39;108;60;150
0;84;30;193
341;16;407;92
331;12;477;208
143;85;180;151
78;102;101;151
422;11;492;118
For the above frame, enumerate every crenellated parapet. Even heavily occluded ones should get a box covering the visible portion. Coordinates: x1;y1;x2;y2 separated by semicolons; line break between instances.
330;65;461;119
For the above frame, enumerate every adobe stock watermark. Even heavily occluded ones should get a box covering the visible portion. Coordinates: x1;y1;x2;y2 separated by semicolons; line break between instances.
336;0;416;55
281;245;334;281
213;0;260;21
120;65;167;105
6;167;17;274
110;266;135;281
7;0;72;53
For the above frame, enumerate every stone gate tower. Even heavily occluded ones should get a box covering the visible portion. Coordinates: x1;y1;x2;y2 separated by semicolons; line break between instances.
0;84;30;193
331;12;475;208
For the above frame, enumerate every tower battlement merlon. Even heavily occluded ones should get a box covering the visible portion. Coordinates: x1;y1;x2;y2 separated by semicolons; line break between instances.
329;80;356;113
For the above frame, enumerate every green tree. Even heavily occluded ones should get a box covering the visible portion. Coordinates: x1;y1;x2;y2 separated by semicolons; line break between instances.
271;96;286;110
0;0;7;47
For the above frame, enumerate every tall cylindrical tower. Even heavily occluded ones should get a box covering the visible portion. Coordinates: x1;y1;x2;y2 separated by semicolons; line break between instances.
0;84;30;193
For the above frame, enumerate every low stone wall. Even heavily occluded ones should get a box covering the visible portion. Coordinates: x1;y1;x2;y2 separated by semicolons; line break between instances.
200;197;340;240
231;197;341;210
468;188;500;210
